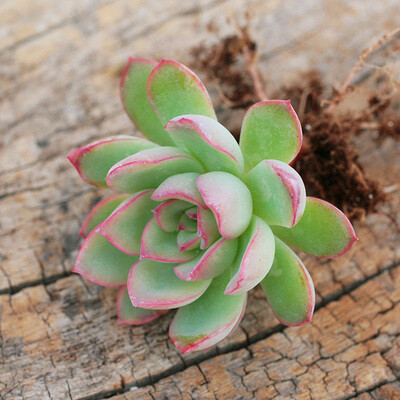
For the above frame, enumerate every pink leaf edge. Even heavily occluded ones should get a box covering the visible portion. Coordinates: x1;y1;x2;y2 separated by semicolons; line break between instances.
169;296;247;354
116;286;167;326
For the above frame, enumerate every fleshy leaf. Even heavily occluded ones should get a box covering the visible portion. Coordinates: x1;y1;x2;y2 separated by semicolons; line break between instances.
120;58;174;146
127;259;211;309
80;194;129;238
141;217;199;262
245;160;306;228
165;115;244;176
170;270;247;353
152;172;206;208
147;59;216;125
106;147;204;193
271;197;358;258
225;215;275;295
68;136;157;187
117;286;167;325
197;172;252;239
260;237;315;326
177;231;201;251
153;199;192;232
175;237;238;281
178;213;197;232
239;100;302;171
97;190;157;255
186;207;198;220
73;230;138;287
197;208;220;250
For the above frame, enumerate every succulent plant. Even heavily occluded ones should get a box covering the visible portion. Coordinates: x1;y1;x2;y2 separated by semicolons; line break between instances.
69;58;358;353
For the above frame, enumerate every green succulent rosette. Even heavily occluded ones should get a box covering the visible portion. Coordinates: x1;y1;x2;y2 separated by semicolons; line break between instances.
68;58;358;353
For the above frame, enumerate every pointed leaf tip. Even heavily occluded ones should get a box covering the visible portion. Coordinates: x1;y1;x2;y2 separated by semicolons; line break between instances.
240;100;302;171
117;286;167;325
271;197;358;258
147;59;216;126
68;136;158;187
120;57;175;146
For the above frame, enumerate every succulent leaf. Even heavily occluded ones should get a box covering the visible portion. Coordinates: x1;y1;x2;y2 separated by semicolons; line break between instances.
97;190;157;255
141;217;199;262
271;197;358;257
170;270;247;353
186;207;198;220
73;230;138;287
147;59;216;125
151;172;206;208
165;115;244;176
106;147;204;193
245;160;306;228
240;100;302;170
177;231;201;251
178;213;198;232
174;237;238;281
225;215;275;295
80;194;129;238
153;199;192;232
117;286;167;325
68;136;158;187
197;207;220;250
197;172;253;239
120;58;175;146
260;237;315;326
127;258;211;309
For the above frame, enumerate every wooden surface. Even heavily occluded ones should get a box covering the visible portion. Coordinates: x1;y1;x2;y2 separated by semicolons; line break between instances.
1;1;400;399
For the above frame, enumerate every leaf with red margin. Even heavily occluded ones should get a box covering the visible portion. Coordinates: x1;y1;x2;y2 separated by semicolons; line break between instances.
106;147;204;193
178;214;197;232
185;207;198;220
245;160;306;228
165;115;244;176
68;136;157;187
127;259;211;310
225;215;275;295
120;58;174;146
97;190;157;255
196;172;252;239
72;230;138;287
169;270;247;353
271;197;358;258
151;172;206;208
153;199;192;232
239;100;302;171
80;194;129;238
197;208;220;250
117;286;167;326
177;231;201;252
147;59;216;125
260;237;315;326
174;237;237;281
141;217;199;262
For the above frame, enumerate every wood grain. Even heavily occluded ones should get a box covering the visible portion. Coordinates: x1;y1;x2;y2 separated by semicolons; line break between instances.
1;0;399;399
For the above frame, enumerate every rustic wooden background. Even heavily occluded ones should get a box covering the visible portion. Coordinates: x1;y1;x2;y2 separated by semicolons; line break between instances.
1;0;400;399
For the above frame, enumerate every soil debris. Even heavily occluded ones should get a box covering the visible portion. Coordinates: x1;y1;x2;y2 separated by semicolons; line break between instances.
191;32;259;107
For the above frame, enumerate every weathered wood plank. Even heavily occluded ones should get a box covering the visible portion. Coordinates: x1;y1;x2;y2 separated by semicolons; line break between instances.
1;1;400;399
114;265;400;400
1;0;400;291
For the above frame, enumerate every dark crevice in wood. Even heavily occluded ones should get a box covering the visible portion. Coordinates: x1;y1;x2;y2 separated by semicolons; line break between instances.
74;260;400;400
